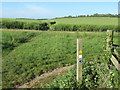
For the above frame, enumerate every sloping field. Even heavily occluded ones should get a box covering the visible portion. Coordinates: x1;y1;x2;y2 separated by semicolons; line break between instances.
2;17;118;32
2;17;118;26
52;17;118;25
2;30;119;88
44;17;118;31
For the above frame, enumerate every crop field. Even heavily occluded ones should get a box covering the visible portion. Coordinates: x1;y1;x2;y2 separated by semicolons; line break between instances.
2;29;119;88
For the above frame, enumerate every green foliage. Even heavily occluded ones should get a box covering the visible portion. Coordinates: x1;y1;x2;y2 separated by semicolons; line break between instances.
45;47;119;89
58;13;118;18
45;68;78;89
2;31;37;56
46;59;119;89
1;17;118;32
50;24;118;32
2;19;50;30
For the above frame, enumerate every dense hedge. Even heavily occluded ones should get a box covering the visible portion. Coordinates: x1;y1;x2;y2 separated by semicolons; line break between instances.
1;20;52;30
50;24;119;32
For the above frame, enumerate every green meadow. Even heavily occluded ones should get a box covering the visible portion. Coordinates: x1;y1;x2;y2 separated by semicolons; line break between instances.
2;17;118;32
2;29;119;88
2;17;118;26
50;17;118;25
1;16;119;89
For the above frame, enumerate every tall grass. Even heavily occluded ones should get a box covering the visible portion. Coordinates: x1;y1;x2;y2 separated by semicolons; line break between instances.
2;31;37;56
2;31;107;88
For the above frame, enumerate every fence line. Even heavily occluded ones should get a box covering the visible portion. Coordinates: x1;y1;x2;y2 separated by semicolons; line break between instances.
106;30;120;71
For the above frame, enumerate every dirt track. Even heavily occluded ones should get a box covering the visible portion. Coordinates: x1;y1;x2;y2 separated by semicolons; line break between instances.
2;29;75;33
18;65;74;88
2;29;104;34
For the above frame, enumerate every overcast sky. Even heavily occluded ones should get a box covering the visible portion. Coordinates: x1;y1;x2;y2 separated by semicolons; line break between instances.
1;2;118;19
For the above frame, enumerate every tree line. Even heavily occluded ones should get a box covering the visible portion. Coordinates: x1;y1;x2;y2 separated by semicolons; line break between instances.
55;13;118;19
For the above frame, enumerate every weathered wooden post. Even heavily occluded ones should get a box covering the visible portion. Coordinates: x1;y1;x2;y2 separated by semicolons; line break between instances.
77;38;82;82
106;30;114;51
106;30;120;70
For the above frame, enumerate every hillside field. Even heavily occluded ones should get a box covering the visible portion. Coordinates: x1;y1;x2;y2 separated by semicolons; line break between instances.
47;17;118;25
2;17;118;25
2;29;119;88
1;17;119;32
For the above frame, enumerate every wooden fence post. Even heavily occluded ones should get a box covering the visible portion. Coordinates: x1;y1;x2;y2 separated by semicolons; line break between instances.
106;30;120;71
77;38;82;82
106;30;114;51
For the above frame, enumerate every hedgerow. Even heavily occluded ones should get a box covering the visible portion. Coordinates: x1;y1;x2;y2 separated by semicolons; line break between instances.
50;24;118;32
1;20;56;30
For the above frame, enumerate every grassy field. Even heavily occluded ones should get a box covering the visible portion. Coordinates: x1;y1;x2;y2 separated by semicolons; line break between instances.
2;17;118;26
50;17;118;31
2;29;119;88
51;17;118;26
2;18;47;23
2;17;118;32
